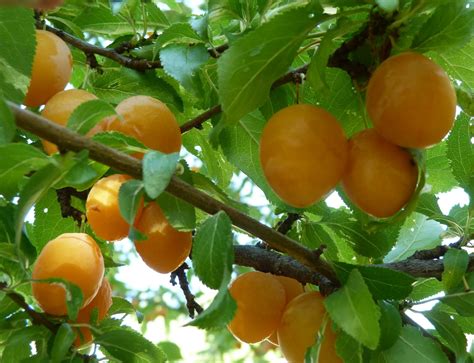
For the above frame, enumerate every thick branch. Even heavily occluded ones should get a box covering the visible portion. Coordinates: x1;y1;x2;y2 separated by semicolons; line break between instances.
9;103;339;284
37;23;162;71
179;64;309;133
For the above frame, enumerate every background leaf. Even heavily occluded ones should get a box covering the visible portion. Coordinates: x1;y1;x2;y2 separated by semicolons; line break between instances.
325;269;381;349
442;248;469;293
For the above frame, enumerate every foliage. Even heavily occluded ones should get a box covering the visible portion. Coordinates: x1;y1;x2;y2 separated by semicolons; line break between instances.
0;0;473;362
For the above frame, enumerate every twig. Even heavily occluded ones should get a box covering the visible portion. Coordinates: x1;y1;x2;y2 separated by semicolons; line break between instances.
170;263;203;318
179;64;309;133
276;213;301;235
56;188;86;226
0;282;58;333
36;23;162;71
9;103;340;285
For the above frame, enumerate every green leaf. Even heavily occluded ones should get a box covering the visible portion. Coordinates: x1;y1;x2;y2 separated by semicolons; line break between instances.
430;39;474;90
334;263;415;300
217;4;324;125
0;8;36;104
442;291;474;317
34;278;83;320
193;211;234;290
442;248;469;293
446;112;474;192
425;141;458;193
188;268;236;330
384;213;443;263
323;210;398;258
119;179;144;225
378;301;402;350
301;222;339;261
370;326;449;363
190;172;248;213
26;189;80;253
95;328;166;362
89;67;183;113
156;161;195;231
156;341;182;361
219;110;281;205
324;269;381;349
416;193;456;226
67;99;116;135
183;124;234;189
15;162;68;257
51;323;75;363
412;1;474;53
160;44;210;92
74;5;135;35
0;98;15;145
155;23;204;48
92;131;148;154
0;143;50;198
57;152;103;191
2;326;51;363
307;17;363;91
142;151;179;199
303;67;366;137
424;310;467;360
336;331;364;363
108;297;143;323
145;3;170;29
409;278;444;302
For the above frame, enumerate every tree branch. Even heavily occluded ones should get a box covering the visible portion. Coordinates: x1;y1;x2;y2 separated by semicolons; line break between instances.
170;263;203;318
179;64;309;133
37;23;162;71
9;103;339;285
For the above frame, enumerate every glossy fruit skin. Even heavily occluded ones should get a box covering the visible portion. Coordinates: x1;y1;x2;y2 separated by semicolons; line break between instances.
342;129;418;218
24;30;72;107
86;174;142;242
278;292;342;363
74;278;112;347
228;271;286;344
267;275;304;345
107;96;182;154
32;233;104;316
260;104;348;208
366;52;456;148
41;89;97;154
134;202;192;274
